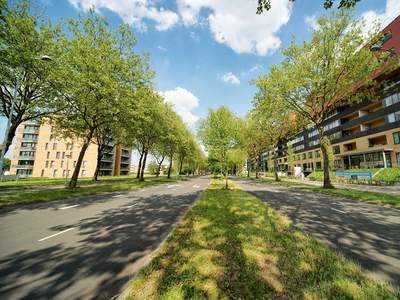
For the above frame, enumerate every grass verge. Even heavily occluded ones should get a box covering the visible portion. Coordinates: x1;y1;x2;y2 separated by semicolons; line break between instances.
305;187;400;207
125;179;398;299
245;176;310;187
0;178;184;208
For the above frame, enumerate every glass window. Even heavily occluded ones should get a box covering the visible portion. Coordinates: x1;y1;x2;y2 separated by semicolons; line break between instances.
297;154;300;161
315;150;320;157
62;152;65;159
50;134;53;141
51;161;55;168
316;162;322;169
73;161;76;168
308;152;313;158
66;144;69;150
45;161;49;168
302;153;306;160
53;143;57;150
61;161;64;168
45;143;48;150
56;152;60;159
82;170;86;177
394;132;400;144
41;170;44;177
71;143;74;150
83;161;87;168
51;126;54;133
47;152;50;159
397;153;400;165
63;170;66;177
54;170;58;178
332;146;340;154
55;136;59;141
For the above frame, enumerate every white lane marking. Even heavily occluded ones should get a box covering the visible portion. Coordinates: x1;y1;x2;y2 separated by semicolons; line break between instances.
167;185;182;189
113;195;123;198
38;228;75;242
193;185;200;188
330;207;347;214
60;205;80;210
127;204;137;208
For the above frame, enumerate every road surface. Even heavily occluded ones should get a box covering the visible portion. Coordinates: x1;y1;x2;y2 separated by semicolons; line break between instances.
0;176;211;300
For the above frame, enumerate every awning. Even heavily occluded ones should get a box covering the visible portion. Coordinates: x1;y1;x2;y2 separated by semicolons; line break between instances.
334;148;393;158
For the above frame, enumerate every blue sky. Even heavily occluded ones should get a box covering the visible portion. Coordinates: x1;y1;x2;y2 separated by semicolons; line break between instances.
1;0;399;163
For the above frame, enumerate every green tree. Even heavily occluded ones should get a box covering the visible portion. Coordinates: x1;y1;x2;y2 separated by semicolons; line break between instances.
256;0;361;14
197;106;240;189
2;157;10;171
52;8;153;188
253;9;395;188
286;142;296;176
147;160;159;175
0;0;61;155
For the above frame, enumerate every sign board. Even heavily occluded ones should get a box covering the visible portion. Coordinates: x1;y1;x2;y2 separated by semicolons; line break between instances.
335;171;372;180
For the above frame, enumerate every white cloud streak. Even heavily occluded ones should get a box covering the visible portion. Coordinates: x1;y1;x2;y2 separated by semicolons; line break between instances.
222;72;240;84
159;87;200;126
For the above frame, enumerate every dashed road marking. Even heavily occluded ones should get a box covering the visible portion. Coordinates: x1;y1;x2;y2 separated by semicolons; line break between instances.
330;207;347;214
38;228;75;242
60;205;80;210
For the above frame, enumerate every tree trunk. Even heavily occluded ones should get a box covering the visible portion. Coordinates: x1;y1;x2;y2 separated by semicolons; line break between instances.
318;124;333;188
136;151;143;179
247;159;250;177
92;144;106;181
255;151;259;179
273;148;279;181
157;156;164;177
225;153;228;189
167;152;173;179
140;144;149;181
69;138;91;188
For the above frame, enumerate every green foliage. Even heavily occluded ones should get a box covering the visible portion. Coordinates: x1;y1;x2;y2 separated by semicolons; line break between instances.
2;157;10;170
256;0;361;14
147;160;159;174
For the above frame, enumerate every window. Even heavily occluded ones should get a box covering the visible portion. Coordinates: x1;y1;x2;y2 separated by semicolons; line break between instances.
41;170;44;177
45;143;48;150
53;143;57;150
54;170;58;178
50;134;53;141
61;161;64;168
66;144;69;150
302;153;306;160
383;92;400;107
297;155;300;161
289;136;304;145
45;161;49;168
386;110;400;123
51;126;54;133
308;129;318;138
47;152;50;159
51;161;55;168
334;160;342;168
323;119;341;132
315;150;321;157
63;170;66;177
332;146;340;155
70;152;73;159
394;132;400;144
308;152;313;159
83;161;87;168
294;144;305;151
56;152;60;159
55;136;59;141
316;162;322;169
71;143;74;150
309;139;320;147
62;152;65;159
328;132;341;141
73;161;76;168
82;170;86;177
397;153;400;165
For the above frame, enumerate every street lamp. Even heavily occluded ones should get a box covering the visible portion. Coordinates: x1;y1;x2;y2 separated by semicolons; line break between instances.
0;56;52;174
370;45;400;65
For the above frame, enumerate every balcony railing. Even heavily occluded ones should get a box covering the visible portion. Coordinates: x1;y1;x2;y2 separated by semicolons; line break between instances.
17;128;39;134
101;156;114;162
121;152;131;157
13;156;35;160
14;146;37;151
11;165;34;169
16;137;38;142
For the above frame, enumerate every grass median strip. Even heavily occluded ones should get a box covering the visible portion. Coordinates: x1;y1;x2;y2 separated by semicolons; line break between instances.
125;179;398;299
0;178;184;208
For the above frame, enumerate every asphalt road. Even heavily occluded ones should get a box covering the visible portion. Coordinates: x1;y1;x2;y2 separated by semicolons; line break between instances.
0;176;211;300
231;177;400;291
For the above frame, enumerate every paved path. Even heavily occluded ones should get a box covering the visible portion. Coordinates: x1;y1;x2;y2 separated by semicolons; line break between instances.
232;177;400;291
0;176;211;300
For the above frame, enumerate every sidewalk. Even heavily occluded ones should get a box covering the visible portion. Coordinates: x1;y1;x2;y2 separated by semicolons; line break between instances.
254;176;400;196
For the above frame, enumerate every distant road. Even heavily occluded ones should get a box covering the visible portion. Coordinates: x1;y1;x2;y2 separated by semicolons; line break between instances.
0;176;211;300
231;177;400;291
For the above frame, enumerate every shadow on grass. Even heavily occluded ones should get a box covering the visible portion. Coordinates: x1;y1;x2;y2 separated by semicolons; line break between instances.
127;181;397;299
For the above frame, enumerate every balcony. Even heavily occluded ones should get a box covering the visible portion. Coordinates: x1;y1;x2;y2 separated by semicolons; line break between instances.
11;165;34;170
16;137;38;142
17;128;39;134
14;146;37;151
13;156;35;160
121;158;130;163
101;156;114;162
121;151;131;157
120;166;130;171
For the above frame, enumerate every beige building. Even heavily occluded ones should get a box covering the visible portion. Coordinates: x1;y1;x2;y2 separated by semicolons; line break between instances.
10;120;131;178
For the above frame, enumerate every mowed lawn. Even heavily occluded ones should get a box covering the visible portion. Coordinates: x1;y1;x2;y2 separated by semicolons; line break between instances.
125;180;398;299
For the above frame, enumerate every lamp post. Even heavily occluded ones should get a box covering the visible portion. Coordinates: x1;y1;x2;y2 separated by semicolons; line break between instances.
370;45;400;65
0;56;52;174
65;154;71;184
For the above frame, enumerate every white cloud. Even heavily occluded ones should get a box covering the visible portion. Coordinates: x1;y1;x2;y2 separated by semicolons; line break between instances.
177;0;292;56
67;0;179;32
159;87;200;126
190;31;200;42
304;14;320;30
158;46;167;51
222;72;240;85
360;0;400;36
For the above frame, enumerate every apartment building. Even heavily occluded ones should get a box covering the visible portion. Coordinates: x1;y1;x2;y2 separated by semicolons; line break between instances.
261;14;400;174
10;120;131;178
